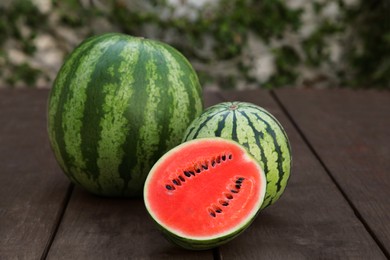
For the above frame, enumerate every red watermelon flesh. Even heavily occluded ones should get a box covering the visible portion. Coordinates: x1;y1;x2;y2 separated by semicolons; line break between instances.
144;138;266;249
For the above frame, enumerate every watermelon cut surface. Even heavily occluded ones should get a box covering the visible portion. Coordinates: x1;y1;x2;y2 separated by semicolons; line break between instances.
144;138;266;249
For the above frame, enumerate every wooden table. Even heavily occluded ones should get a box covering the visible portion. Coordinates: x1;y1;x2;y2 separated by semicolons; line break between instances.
1;88;389;259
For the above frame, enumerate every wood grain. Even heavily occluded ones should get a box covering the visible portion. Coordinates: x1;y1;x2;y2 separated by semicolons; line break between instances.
46;188;214;260
45;90;224;259
2;89;388;259
214;90;387;259
0;89;70;259
275;88;390;256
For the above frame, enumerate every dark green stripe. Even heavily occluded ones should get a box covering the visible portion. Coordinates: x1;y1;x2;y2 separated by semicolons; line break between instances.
239;110;269;182
231;109;238;141
214;112;229;136
162;43;202;117
247;104;291;154
117;42;149;193
250;111;285;194
151;46;174;159
79;39;127;189
266;110;292;158
52;36;103;184
187;110;227;139
182;125;197;141
247;103;291;154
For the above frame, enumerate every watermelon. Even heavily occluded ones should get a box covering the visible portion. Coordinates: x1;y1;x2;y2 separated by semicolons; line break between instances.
47;33;203;197
183;102;291;209
144;138;266;250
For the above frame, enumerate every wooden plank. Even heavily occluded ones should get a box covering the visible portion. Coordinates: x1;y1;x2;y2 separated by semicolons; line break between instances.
0;90;71;259
275;88;390;255
47;189;213;260
46;90;223;259
214;90;386;259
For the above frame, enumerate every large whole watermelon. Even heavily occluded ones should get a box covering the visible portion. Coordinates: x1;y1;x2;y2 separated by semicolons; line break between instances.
183;102;291;209
48;33;203;197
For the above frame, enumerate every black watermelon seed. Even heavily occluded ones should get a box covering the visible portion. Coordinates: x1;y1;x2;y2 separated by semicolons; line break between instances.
231;189;239;193
216;156;221;163
195;168;201;173
166;185;174;190
225;193;233;200
189;171;195;176
237;177;245;181
172;179;181;186
235;184;241;189
228;154;233;160
220;200;229;206
211;161;216;167
179;175;185;182
184;171;191;177
236;179;243;184
222;155;226;161
215;208;222;213
202;164;208;170
208;209;216;217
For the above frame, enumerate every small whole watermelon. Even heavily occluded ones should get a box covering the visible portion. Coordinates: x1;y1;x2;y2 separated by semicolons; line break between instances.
48;33;203;197
183;102;291;209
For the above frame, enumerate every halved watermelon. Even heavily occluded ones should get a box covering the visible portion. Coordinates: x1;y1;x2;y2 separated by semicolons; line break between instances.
144;138;266;250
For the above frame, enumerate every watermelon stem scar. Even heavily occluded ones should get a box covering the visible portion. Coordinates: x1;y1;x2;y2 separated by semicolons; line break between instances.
229;104;238;110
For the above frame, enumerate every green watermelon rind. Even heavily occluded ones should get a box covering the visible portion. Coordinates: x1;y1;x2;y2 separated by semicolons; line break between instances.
47;33;203;197
144;138;267;250
183;102;292;209
158;214;256;250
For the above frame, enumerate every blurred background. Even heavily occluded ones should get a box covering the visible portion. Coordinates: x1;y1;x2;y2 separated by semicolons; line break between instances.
0;0;389;90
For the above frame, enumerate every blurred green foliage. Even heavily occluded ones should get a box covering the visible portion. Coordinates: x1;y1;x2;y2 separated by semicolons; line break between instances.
0;0;389;88
0;0;44;86
109;0;303;88
343;1;390;87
